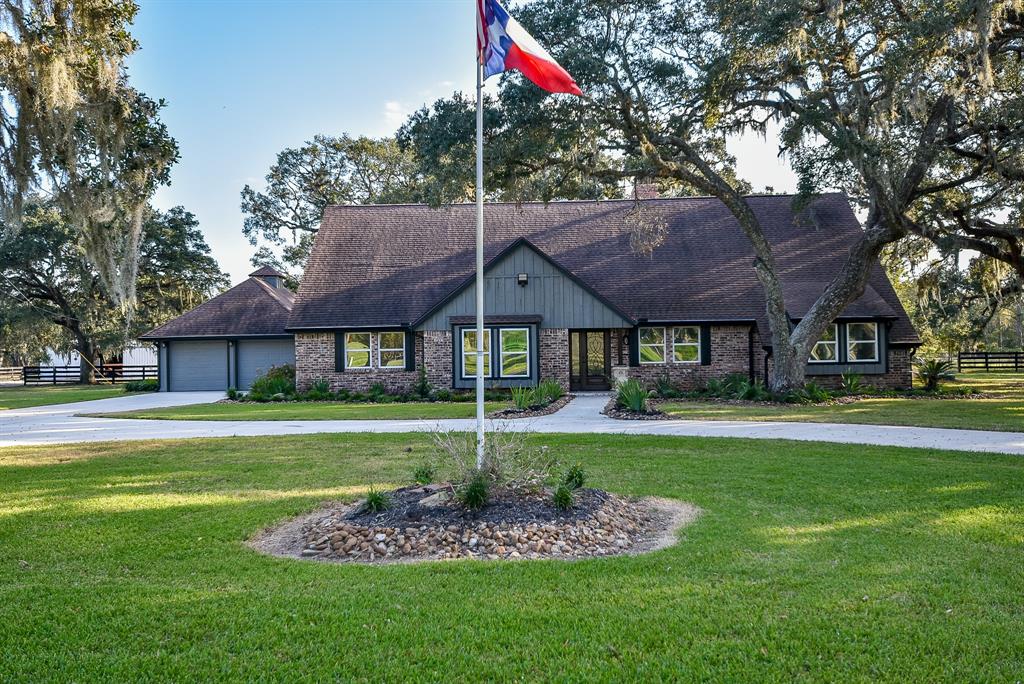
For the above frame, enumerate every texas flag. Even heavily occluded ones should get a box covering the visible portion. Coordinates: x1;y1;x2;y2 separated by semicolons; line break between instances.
477;0;583;96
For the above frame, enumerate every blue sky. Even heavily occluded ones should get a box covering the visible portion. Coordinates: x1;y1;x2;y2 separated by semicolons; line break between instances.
129;0;796;285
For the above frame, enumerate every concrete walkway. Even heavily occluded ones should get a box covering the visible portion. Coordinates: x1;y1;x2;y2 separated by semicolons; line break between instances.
1;392;1023;455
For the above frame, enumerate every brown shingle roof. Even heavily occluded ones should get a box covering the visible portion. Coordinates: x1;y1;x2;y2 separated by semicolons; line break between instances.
249;265;287;278
140;277;295;339
289;194;919;345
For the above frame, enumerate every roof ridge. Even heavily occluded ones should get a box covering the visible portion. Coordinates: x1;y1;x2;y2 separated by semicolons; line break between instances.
323;192;846;210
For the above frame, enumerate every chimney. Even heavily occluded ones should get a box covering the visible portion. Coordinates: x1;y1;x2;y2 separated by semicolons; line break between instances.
633;180;660;200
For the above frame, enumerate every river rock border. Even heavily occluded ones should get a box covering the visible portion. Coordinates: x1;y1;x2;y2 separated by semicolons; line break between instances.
249;490;701;564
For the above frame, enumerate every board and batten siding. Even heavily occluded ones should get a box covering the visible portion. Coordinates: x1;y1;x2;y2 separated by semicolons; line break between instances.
417;243;631;331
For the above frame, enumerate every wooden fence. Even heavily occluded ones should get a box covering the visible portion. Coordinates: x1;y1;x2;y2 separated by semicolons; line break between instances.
21;364;158;385
0;366;22;382
957;352;1024;372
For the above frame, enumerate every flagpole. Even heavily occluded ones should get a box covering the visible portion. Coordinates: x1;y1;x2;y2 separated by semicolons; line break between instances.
474;48;486;470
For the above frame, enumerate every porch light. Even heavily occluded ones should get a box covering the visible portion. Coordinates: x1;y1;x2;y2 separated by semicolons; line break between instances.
516;272;529;287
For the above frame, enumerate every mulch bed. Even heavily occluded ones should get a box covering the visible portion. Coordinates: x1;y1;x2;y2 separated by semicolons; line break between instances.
488;394;573;419
249;484;700;564
602;398;668;420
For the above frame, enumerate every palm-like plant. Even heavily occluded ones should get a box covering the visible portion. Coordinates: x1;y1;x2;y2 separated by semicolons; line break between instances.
915;359;955;392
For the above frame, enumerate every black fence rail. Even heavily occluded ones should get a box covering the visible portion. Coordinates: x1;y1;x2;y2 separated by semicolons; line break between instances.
957;352;1024;372
0;366;22;382
21;364;158;385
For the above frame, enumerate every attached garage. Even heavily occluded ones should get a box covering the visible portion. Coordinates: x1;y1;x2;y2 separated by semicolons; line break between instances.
141;267;296;392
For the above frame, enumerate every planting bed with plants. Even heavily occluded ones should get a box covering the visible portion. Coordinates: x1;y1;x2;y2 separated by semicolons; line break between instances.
488;379;571;418
252;426;696;564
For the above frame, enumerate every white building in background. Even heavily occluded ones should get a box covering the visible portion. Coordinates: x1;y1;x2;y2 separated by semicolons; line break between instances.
43;344;157;367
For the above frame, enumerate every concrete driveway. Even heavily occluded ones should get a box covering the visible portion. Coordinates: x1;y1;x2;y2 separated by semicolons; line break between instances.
1;391;1023;455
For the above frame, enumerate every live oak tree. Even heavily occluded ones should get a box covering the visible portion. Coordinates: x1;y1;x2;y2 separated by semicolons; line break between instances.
0;201;228;382
240;134;422;272
493;0;1024;391
0;0;178;305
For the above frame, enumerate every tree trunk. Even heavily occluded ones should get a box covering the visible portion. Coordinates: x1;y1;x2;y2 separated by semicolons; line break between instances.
77;337;99;384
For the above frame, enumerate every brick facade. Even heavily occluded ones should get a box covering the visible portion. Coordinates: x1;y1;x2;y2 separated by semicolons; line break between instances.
295;324;913;393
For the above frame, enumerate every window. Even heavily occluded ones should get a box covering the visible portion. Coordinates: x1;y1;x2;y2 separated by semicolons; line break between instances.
847;322;879;362
378;332;406;369
344;332;371;369
809;324;839;363
499;328;530;377
461;328;491;378
672;326;700;363
638;327;665;364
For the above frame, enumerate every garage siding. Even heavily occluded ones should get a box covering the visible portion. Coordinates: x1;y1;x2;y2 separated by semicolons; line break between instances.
168;340;229;391
236;339;295;390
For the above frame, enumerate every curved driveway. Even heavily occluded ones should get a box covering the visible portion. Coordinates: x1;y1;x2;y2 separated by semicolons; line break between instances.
1;392;1022;455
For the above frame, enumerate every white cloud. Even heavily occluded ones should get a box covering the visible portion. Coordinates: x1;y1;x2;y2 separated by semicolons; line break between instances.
383;100;409;127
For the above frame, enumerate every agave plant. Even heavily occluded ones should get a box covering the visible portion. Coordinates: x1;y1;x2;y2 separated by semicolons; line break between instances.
916;358;955;392
616;378;651;412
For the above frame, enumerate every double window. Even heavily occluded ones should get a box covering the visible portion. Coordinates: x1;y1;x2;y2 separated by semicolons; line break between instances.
344;331;405;370
639;326;702;364
808;322;879;363
460;326;531;379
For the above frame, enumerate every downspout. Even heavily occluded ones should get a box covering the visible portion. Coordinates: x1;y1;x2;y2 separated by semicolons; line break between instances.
747;326;755;382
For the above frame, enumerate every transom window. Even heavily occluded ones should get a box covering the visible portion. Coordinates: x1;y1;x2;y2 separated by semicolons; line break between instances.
672;326;701;363
847;322;879;362
809;324;839;363
378;332;406;369
461;329;492;379
499;328;530;377
638;327;666;364
344;332;371;369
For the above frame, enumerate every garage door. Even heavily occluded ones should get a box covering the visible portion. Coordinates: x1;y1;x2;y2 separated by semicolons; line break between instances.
168;340;228;391
237;338;295;390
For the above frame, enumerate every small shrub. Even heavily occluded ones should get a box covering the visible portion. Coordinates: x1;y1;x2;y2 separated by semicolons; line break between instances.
701;378;728;397
431;426;558;492
303;378;332;400
485;389;506;402
536;379;565;403
653;375;680;399
226;387;239;400
616;378;650;413
413;364;432;400
801;381;832;403
562;462;586;490
451;392;474;403
249;364;296;397
412;462;435;485
367;383;388;402
510;386;535;410
736;378;770;401
552;483;574;511
458;472;490;510
840;371;864;394
433;389;453;402
123;378;159;393
916;358;955;392
363;487;390;513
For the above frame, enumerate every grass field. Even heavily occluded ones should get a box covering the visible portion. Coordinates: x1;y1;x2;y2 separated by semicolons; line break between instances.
660;372;1024;432
88;400;510;421
1;433;1022;680
0;384;129;410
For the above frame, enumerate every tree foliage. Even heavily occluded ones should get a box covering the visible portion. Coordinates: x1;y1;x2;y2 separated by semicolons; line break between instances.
0;200;228;381
0;0;178;305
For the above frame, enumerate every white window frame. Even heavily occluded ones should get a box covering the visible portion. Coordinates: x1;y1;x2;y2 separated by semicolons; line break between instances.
671;326;701;364
498;327;531;378
377;331;406;370
460;328;492;379
809;324;840;364
638;327;666;365
344;332;372;370
846;322;879;363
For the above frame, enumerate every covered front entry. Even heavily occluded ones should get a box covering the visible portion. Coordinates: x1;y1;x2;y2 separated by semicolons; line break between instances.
569;330;611;391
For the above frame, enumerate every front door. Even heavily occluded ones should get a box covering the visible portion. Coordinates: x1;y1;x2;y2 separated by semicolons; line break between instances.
569;330;611;391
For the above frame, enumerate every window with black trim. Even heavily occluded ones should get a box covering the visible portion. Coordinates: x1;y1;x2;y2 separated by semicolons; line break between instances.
461;328;491;378
378;332;406;368
639;327;665;364
809;324;839;363
846;322;879;362
344;332;371;369
672;326;700;363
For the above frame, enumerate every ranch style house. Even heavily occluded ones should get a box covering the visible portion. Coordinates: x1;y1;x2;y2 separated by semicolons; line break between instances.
141;193;920;393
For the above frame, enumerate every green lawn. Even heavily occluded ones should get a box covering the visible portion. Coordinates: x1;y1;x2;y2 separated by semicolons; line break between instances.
0;384;129;410
660;372;1024;432
1;433;1022;680
89;400;510;421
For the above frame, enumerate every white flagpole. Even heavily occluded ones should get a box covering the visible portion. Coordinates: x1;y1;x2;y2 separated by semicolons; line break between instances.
474;30;486;470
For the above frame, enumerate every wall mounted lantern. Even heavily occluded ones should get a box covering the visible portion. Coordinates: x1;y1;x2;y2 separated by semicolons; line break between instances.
516;272;529;287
